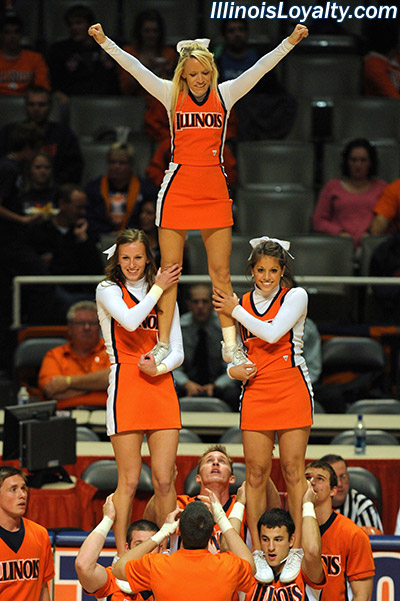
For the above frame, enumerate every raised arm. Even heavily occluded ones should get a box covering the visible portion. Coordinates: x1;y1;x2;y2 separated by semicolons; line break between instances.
220;24;308;108
75;494;115;593
88;23;171;106
301;482;325;585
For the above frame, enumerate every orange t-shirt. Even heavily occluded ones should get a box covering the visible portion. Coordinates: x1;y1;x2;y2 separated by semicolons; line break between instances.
125;548;253;601
38;339;109;408
0;49;50;95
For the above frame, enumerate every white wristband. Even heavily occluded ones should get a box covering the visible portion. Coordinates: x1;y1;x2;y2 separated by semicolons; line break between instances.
150;521;178;545
93;515;114;538
302;502;316;519
211;500;233;534
229;501;245;523
149;284;163;301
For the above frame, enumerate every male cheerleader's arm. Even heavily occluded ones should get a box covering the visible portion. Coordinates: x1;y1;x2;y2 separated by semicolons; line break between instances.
89;24;170;106
112;508;180;580
220;24;308;107
75;494;115;592
232;288;308;344
39;582;50;601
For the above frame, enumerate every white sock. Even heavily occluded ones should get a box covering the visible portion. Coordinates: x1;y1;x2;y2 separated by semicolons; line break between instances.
222;326;237;346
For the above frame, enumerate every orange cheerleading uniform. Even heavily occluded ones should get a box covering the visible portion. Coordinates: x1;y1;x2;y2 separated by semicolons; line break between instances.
97;279;182;435
125;548;253;601
157;89;232;230
0;517;55;601
86;566;153;601
238;287;313;431
320;511;375;601
244;563;327;601
176;494;248;551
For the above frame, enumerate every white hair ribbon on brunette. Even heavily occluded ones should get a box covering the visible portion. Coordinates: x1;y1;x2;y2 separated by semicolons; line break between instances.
249;236;294;260
103;244;117;260
176;38;210;53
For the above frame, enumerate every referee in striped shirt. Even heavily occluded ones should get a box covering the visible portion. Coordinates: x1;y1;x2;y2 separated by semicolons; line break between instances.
320;454;383;532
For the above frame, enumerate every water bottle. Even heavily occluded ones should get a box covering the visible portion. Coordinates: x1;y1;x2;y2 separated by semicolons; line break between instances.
17;386;30;405
354;414;366;455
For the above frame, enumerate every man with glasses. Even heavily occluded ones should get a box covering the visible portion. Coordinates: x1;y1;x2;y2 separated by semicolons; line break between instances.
39;301;109;409
173;284;241;410
0;84;83;184
320;454;383;532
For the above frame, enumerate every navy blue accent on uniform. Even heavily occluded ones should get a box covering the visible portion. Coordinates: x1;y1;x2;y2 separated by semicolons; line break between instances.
319;511;338;536
0;519;24;553
113;363;120;433
111;316;118;364
249;286;282;317
217;87;228;163
188;88;211;106
159;164;181;226
296;365;314;418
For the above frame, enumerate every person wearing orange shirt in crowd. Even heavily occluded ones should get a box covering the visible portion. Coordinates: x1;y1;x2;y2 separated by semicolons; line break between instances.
0;13;50;95
76;494;159;601
370;178;400;236
112;492;255;601
305;460;375;601
0;466;54;601
38;300;109;409
85;142;157;239
363;20;400;98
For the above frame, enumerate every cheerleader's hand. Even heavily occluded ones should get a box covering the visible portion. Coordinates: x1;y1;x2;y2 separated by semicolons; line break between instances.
138;353;157;376
212;288;239;316
88;23;106;44
288;24;309;45
155;264;181;291
228;362;257;381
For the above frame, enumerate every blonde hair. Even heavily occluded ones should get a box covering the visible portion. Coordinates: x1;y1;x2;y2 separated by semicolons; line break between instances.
104;228;157;290
171;43;218;117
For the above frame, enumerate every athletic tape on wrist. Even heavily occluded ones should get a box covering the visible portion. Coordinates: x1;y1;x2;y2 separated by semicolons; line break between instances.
150;521;178;545
93;515;114;537
302;501;316;519
150;284;163;301
156;363;167;375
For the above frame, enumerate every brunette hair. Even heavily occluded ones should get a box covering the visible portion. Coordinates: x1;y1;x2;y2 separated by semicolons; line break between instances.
341;138;378;179
104;228;157;290
247;239;293;288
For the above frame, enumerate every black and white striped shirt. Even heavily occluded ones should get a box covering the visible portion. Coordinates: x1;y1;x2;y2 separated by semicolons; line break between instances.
334;488;383;531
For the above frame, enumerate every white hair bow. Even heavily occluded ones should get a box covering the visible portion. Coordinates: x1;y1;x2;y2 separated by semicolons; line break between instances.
249;236;294;259
176;38;210;53
103;244;117;260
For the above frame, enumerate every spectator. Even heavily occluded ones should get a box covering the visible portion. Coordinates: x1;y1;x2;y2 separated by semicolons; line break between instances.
370;178;400;236
0;122;47;371
0;12;50;95
138;198;160;266
173;284;241;410
215;18;297;140
76;500;160;599
363;20;400;98
305;460;375;601
303;317;322;385
112;497;255;600
320;454;383;531
38;300;109;409
0;85;83;183
313;138;386;248
20;150;58;214
0;465;54;600
243;484;327;597
85;142;157;238
369;231;400;322
27;183;103;318
48;4;119;100
119;9;177;96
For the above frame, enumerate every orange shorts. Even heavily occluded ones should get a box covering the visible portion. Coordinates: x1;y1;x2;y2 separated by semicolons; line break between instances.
106;363;182;435
240;366;313;431
156;163;233;230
